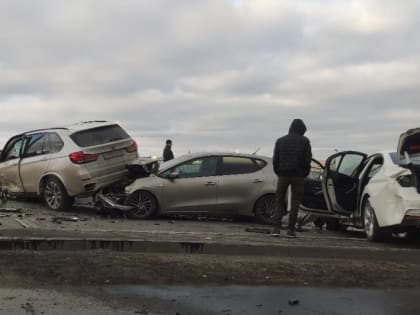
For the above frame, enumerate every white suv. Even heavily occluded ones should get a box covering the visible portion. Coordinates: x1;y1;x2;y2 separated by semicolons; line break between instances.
0;121;138;210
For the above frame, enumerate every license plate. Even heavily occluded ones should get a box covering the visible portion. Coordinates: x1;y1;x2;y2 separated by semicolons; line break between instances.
103;150;124;160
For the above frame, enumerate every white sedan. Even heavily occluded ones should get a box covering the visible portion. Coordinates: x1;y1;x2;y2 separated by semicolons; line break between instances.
301;128;420;241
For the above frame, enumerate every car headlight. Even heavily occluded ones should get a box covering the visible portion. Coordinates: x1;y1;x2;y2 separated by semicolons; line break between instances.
397;174;415;187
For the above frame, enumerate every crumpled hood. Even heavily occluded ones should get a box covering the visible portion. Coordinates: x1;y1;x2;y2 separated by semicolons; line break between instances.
289;119;307;135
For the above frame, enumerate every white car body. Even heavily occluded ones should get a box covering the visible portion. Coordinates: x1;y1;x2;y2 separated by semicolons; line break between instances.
301;128;420;240
362;152;420;228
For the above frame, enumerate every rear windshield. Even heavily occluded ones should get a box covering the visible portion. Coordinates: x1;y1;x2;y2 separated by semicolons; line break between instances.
70;124;130;147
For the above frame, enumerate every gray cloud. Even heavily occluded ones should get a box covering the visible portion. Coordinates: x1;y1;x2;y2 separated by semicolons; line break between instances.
0;0;419;159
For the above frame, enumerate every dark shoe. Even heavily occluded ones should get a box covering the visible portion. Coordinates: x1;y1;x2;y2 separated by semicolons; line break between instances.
286;229;296;238
271;227;281;237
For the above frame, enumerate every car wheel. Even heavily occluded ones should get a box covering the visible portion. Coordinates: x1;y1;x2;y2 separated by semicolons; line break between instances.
125;190;157;219
363;198;384;241
43;177;73;211
254;195;275;224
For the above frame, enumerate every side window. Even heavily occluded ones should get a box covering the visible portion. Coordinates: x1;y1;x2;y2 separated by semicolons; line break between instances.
3;138;23;160
48;133;64;153
329;156;341;172
219;156;261;175
337;154;364;176
23;133;49;158
172;157;218;178
367;158;384;179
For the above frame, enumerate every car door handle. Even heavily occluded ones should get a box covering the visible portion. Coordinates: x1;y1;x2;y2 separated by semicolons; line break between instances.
253;179;264;183
205;181;216;186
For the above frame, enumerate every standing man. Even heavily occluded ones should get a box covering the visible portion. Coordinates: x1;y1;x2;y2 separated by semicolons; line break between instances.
163;139;174;162
272;119;312;237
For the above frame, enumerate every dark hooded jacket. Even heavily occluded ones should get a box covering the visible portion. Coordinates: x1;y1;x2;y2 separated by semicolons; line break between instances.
163;145;174;162
273;119;312;177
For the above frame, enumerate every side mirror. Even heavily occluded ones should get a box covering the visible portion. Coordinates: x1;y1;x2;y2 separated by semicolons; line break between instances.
167;171;180;180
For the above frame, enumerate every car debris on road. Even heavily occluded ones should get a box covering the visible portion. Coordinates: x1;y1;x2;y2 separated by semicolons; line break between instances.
0;208;23;213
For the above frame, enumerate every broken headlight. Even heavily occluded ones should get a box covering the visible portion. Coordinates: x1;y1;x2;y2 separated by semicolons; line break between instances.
397;174;416;187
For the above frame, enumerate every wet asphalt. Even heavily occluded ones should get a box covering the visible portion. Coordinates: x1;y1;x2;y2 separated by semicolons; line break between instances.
82;285;420;315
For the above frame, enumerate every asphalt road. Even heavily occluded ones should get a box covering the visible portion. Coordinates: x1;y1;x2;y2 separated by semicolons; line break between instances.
1;198;420;314
1;285;419;315
90;285;420;315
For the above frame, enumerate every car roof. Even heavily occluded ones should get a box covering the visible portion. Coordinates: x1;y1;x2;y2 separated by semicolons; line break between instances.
20;121;116;136
158;152;271;173
177;151;270;160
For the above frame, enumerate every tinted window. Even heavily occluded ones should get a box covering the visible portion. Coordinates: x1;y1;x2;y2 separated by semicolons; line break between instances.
49;133;64;153
70;124;129;147
219;156;263;175
23;133;49;157
168;157;218;178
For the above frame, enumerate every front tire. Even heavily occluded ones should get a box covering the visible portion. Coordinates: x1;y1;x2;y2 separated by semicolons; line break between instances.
43;177;73;211
125;190;158;219
254;195;275;224
363;198;384;241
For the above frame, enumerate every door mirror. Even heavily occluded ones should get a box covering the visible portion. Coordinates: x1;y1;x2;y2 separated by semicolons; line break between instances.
167;171;180;180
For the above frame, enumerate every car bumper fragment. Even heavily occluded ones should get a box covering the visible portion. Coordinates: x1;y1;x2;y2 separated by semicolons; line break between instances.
97;193;134;212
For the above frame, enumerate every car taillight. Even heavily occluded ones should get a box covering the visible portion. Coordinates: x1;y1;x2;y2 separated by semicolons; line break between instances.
126;141;138;153
69;151;99;164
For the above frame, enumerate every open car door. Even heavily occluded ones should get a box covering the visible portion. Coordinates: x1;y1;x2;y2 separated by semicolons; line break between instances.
397;128;420;193
323;151;367;214
301;159;329;214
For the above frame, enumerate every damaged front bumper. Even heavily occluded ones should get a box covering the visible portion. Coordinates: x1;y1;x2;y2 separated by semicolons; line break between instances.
94;159;160;213
96;193;134;212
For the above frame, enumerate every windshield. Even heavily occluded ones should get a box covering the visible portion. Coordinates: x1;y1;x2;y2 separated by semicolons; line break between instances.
158;156;191;174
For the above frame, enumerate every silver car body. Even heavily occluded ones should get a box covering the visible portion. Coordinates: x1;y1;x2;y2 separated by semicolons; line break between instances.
124;152;277;217
0;121;138;199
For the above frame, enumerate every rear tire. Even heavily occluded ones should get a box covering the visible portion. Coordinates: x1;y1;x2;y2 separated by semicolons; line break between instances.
43;177;73;211
125;190;157;219
363;198;385;241
254;195;275;224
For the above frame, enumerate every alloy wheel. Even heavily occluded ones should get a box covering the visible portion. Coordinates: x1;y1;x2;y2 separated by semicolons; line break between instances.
255;195;275;224
364;200;375;239
45;180;63;210
127;191;156;218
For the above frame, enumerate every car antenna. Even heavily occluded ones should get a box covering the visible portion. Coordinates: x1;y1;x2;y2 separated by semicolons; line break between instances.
252;147;260;155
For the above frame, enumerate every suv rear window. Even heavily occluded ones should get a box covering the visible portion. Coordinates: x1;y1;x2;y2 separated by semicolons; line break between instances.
70;125;130;147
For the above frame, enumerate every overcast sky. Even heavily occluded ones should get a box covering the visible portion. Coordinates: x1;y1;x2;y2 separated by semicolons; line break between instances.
0;0;419;159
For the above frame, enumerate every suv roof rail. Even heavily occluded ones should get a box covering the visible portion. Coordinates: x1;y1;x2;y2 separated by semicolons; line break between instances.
77;120;109;124
23;127;69;134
